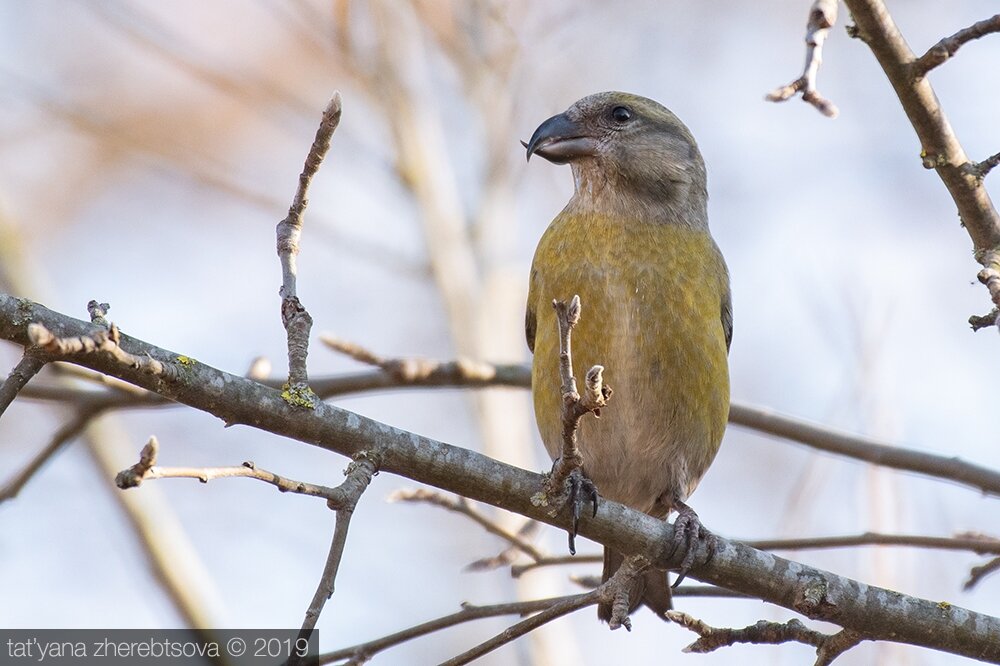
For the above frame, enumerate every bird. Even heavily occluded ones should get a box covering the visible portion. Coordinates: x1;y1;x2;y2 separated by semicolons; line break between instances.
523;91;731;622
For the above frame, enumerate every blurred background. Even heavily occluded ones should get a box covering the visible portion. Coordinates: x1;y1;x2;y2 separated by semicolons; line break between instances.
2;1;1000;664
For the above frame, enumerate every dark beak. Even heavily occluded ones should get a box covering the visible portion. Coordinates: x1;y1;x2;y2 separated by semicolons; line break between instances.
523;113;598;164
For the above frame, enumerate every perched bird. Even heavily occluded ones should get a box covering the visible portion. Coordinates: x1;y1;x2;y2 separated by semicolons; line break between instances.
524;92;731;621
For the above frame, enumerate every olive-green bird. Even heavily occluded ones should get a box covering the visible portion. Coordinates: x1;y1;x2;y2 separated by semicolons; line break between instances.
524;92;731;622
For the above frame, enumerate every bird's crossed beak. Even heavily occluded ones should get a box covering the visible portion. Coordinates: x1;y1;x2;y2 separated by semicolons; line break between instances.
523;113;598;164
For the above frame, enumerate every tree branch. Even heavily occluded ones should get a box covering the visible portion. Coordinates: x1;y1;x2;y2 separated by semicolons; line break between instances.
912;14;1000;78
0;351;47;417
667;612;864;665
0;404;107;502
842;0;1000;318
276;92;342;395
728;403;1000;496
4;295;1000;662
766;0;839;117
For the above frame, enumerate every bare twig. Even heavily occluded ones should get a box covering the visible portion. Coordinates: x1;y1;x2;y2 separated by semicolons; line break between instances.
912;14;1000;78
466;521;542;572
86;300;110;327
28;322;182;381
748;531;1000;555
0;351;47;417
667;611;865;665
842;0;1000;319
544;296;611;496
318;595;579;665
321;334;506;385
440;557;645;666
965;556;1000;591
0;405;107;502
294;454;379;662
116;436;353;504
389;488;545;563
766;0;839;117
729;403;1000;496
276;93;342;396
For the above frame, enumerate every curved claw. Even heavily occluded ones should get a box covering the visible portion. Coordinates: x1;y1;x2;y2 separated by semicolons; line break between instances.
567;469;599;555
668;500;715;588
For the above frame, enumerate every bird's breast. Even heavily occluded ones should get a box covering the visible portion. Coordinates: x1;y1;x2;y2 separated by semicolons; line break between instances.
529;212;730;514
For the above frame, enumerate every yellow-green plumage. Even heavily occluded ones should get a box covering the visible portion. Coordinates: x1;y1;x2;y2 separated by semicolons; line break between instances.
528;214;729;515
524;91;731;621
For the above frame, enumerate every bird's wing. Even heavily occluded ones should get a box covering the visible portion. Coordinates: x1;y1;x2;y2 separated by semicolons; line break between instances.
525;269;537;353
721;286;733;353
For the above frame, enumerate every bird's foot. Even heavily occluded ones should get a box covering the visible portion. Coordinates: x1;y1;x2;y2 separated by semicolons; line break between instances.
667;500;716;587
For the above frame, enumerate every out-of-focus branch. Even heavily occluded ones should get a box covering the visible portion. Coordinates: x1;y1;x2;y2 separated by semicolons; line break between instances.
912;14;1000;78
766;0;839;117
19;357;1000;497
276;93;342;395
4;296;1000;662
319;595;577;665
728;403;1000;496
667;612;863;665
0;404;106;502
0;351;47;417
748;531;1000;554
966;556;1000;591
842;0;1000;320
390;488;545;563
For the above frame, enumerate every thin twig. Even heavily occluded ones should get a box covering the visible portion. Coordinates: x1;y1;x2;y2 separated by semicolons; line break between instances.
666;611;865;665
28;322;181;380
766;0;839;117
466;521;542;571
965;555;1000;590
318;595;580;665
747;531;1000;554
293;454;379;663
440;593;598;666
0;405;107;502
544;295;611;496
115;436;351;504
389;488;545;563
912;14;1000;78
322;334;507;385
0;351;47;417
276;92;342;394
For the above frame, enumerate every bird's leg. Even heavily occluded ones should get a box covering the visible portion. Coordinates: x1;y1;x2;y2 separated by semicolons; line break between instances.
564;465;599;555
667;499;716;587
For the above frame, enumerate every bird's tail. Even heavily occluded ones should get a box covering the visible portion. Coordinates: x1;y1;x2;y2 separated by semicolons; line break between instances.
597;547;672;623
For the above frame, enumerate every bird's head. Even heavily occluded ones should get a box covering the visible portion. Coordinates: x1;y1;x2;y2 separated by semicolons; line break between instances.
525;92;707;219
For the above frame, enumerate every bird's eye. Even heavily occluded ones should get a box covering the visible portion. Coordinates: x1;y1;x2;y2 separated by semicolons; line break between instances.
611;106;632;123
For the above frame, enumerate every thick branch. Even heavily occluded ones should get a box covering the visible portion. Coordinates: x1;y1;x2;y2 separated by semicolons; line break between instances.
3;296;1000;662
912;14;1000;77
